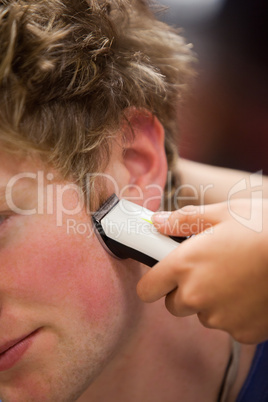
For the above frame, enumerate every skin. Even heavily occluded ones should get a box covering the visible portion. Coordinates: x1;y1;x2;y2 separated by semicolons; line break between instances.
137;199;268;344
0;122;256;402
0;151;144;402
177;158;268;206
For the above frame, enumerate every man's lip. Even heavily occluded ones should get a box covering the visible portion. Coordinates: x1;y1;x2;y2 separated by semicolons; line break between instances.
0;330;38;355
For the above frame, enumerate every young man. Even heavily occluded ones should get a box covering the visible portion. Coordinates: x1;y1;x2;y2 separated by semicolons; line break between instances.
0;1;256;401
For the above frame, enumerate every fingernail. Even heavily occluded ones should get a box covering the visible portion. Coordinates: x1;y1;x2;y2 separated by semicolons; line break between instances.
152;212;171;224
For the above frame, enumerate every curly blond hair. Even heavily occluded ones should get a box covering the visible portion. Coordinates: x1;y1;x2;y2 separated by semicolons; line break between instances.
0;0;194;207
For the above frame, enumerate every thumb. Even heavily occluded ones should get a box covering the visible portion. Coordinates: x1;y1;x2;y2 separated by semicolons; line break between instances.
152;203;226;236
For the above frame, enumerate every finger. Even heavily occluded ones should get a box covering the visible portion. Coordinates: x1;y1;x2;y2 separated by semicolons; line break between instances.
197;311;215;329
137;257;179;303
165;288;197;317
197;309;239;334
137;227;214;303
152;203;227;236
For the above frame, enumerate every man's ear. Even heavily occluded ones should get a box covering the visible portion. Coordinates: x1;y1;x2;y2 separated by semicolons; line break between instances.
120;109;168;211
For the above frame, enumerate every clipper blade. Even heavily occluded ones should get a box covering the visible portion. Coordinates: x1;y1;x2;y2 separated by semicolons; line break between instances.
92;194;158;266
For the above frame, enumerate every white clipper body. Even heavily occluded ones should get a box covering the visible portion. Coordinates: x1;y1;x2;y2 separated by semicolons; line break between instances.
93;194;187;267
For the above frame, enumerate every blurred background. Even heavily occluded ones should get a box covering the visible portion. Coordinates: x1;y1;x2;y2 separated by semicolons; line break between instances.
158;0;268;174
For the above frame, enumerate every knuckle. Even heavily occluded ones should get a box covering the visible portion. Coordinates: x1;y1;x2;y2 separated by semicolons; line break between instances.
198;312;219;329
165;288;195;317
165;291;180;316
179;205;197;215
169;206;196;226
179;287;196;308
179;279;203;309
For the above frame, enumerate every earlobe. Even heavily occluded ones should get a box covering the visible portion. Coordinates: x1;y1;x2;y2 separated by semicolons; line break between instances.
122;109;168;210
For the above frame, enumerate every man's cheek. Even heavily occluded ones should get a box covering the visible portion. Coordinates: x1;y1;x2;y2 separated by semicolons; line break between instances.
1;224;121;323
62;246;123;322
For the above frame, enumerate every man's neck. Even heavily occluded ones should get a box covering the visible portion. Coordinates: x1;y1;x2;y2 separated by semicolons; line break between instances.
77;300;234;402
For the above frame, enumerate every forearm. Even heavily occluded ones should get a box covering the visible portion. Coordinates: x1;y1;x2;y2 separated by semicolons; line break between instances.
178;158;268;205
